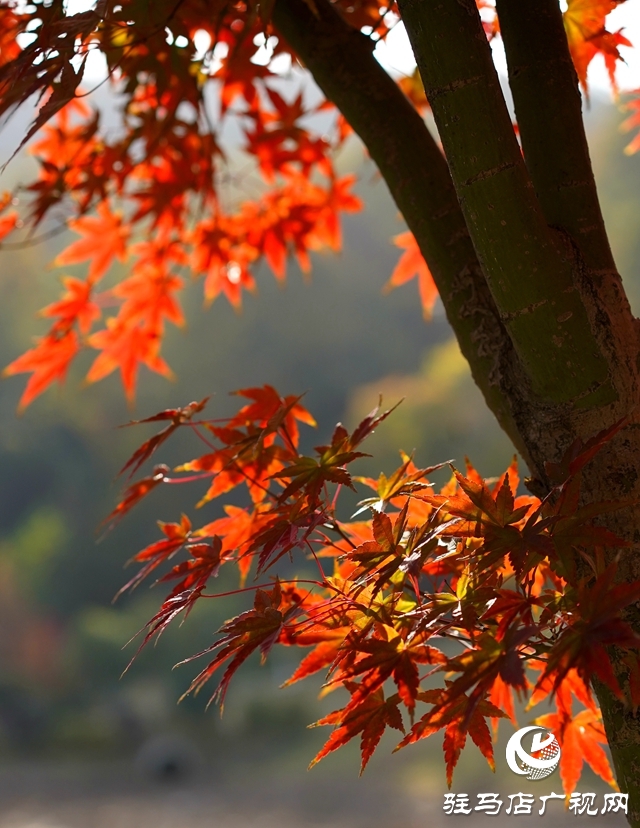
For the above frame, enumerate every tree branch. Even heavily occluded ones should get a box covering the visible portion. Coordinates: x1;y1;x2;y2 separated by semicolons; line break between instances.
495;0;612;270
272;0;529;458
397;0;618;410
496;0;638;391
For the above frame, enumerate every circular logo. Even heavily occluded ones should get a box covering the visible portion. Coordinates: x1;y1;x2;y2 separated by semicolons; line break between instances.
505;726;561;781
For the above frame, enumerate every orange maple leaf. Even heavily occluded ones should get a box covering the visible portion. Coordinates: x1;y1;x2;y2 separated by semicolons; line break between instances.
113;268;185;329
40;276;100;334
396;689;507;786
55;202;129;281
0;209;18;241
195;503;270;584
384;231;439;319
316;174;362;252
87;319;173;403
535;708;617;796
3;329;80;410
488;673;518;734
563;0;630;93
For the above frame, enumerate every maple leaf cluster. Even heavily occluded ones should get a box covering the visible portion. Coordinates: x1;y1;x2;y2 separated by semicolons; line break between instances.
110;386;640;793
0;0;635;408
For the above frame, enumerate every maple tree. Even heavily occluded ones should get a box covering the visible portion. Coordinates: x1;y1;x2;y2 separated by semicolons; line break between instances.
3;0;640;821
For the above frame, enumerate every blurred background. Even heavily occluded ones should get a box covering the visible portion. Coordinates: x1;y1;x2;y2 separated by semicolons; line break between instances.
0;83;635;827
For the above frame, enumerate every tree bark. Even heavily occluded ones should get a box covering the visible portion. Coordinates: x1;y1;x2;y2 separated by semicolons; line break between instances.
496;0;639;437
398;0;626;411
495;0;615;268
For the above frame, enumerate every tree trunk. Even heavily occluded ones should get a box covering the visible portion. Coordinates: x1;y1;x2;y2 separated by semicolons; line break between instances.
399;1;640;820
274;0;640;820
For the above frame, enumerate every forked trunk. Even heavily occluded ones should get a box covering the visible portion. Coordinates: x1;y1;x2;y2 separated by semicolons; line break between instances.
273;0;640;821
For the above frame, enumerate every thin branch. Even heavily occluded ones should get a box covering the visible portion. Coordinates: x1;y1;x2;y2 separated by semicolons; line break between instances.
200;578;325;599
0;221;69;249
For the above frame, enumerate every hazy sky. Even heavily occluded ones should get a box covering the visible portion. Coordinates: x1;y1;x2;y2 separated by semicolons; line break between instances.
377;1;640;96
48;1;640;101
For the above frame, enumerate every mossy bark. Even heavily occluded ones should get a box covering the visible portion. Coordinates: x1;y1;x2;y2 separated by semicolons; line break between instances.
398;0;621;409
